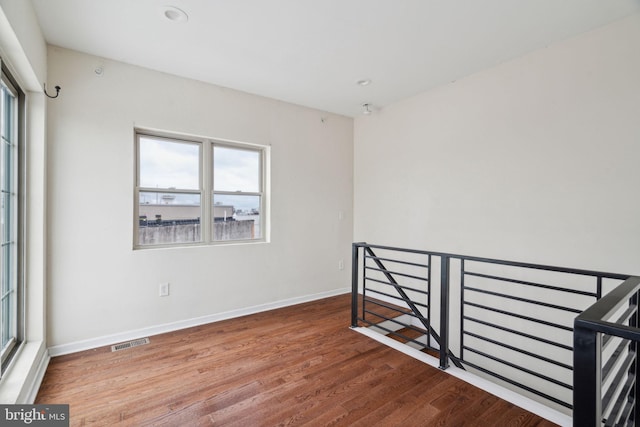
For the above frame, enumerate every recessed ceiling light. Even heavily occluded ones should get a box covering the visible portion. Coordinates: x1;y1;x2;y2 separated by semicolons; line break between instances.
162;6;189;22
357;79;372;86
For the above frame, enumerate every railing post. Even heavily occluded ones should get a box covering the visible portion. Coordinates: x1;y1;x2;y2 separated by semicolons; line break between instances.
573;323;601;427
351;243;360;328
632;291;640;426
439;255;450;370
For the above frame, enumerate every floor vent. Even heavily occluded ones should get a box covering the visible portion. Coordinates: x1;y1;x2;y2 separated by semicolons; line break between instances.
111;337;150;352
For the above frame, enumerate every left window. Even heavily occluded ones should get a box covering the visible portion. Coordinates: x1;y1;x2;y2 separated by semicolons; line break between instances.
136;134;203;246
0;61;24;373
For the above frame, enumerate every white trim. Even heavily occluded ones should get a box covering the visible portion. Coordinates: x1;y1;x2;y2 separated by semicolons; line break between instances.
0;341;49;403
49;287;350;357
352;326;572;427
22;347;49;403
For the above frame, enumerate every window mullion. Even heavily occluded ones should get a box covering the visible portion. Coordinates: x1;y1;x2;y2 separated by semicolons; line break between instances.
202;141;211;243
137;187;201;194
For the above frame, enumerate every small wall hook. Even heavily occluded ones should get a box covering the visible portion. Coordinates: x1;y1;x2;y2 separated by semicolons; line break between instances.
44;83;61;99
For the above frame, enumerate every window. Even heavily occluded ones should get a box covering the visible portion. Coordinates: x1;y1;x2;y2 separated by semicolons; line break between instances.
0;61;24;374
135;131;267;247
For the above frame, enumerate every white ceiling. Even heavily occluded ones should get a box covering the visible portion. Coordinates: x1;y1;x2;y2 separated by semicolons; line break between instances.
31;0;640;117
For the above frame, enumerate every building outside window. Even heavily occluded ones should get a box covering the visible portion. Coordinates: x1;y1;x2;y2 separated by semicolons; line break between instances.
0;60;24;376
135;131;267;248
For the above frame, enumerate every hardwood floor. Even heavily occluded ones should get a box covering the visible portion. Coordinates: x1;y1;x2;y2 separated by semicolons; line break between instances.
36;294;558;426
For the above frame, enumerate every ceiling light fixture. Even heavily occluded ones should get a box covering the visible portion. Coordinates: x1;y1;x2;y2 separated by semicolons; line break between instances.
357;79;372;86
362;103;373;115
162;6;189;22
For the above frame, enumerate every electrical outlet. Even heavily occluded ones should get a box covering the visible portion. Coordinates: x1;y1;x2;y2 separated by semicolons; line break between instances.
338;259;344;270
159;282;170;297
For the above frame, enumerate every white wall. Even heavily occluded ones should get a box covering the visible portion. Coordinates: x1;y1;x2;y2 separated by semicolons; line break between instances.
46;47;353;349
354;14;640;275
0;0;46;90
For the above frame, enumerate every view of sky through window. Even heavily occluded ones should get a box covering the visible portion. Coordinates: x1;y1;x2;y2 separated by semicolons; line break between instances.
138;137;261;212
139;137;199;190
214;146;260;193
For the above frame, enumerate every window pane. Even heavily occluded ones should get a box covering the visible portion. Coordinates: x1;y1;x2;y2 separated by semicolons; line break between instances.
212;194;261;241
139;137;199;190
213;146;260;193
138;191;201;245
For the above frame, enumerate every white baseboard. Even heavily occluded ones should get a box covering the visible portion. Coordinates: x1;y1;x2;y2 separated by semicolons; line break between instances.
49;287;350;357
352;326;572;427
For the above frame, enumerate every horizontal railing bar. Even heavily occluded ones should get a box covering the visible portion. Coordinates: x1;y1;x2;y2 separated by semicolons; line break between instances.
363;298;428;322
364;276;429;296
365;312;429;340
602;339;629;383
363;297;411;314
367;288;429;308
576;319;640;342
365;289;429;309
612;397;634;427
464;315;573;351
464;301;573;332
464;271;599;298
464;330;572;371
362;309;430;335
602;351;634;413
364;254;430;269
463;346;572;390
363;297;416;316
354;242;630;280
603;373;634;426
461;359;572;409
357;318;434;350
464;286;583;314
365;265;429;283
387;330;433;349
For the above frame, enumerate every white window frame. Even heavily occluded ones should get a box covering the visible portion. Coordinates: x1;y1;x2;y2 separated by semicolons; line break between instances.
0;59;24;376
134;130;268;249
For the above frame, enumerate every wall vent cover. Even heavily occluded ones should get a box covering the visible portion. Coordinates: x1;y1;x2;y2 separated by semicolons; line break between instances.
111;338;150;352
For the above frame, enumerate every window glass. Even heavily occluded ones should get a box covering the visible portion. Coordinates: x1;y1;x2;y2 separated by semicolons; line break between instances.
212;194;261;241
213;146;260;193
139;136;199;190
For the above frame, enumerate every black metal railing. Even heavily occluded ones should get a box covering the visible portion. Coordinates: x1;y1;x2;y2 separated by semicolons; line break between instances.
351;243;463;369
351;242;633;414
574;276;640;427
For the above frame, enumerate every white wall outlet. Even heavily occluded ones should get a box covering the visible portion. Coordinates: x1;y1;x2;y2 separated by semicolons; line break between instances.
338;259;344;270
159;282;170;297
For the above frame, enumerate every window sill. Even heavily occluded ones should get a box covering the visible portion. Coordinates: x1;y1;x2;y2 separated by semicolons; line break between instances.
0;340;49;403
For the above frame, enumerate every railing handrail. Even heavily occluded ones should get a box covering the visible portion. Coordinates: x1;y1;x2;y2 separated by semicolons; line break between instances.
354;242;630;281
575;276;640;336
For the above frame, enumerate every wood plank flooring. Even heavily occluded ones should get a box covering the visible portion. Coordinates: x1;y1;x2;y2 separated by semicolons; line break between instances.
36;294;558;426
